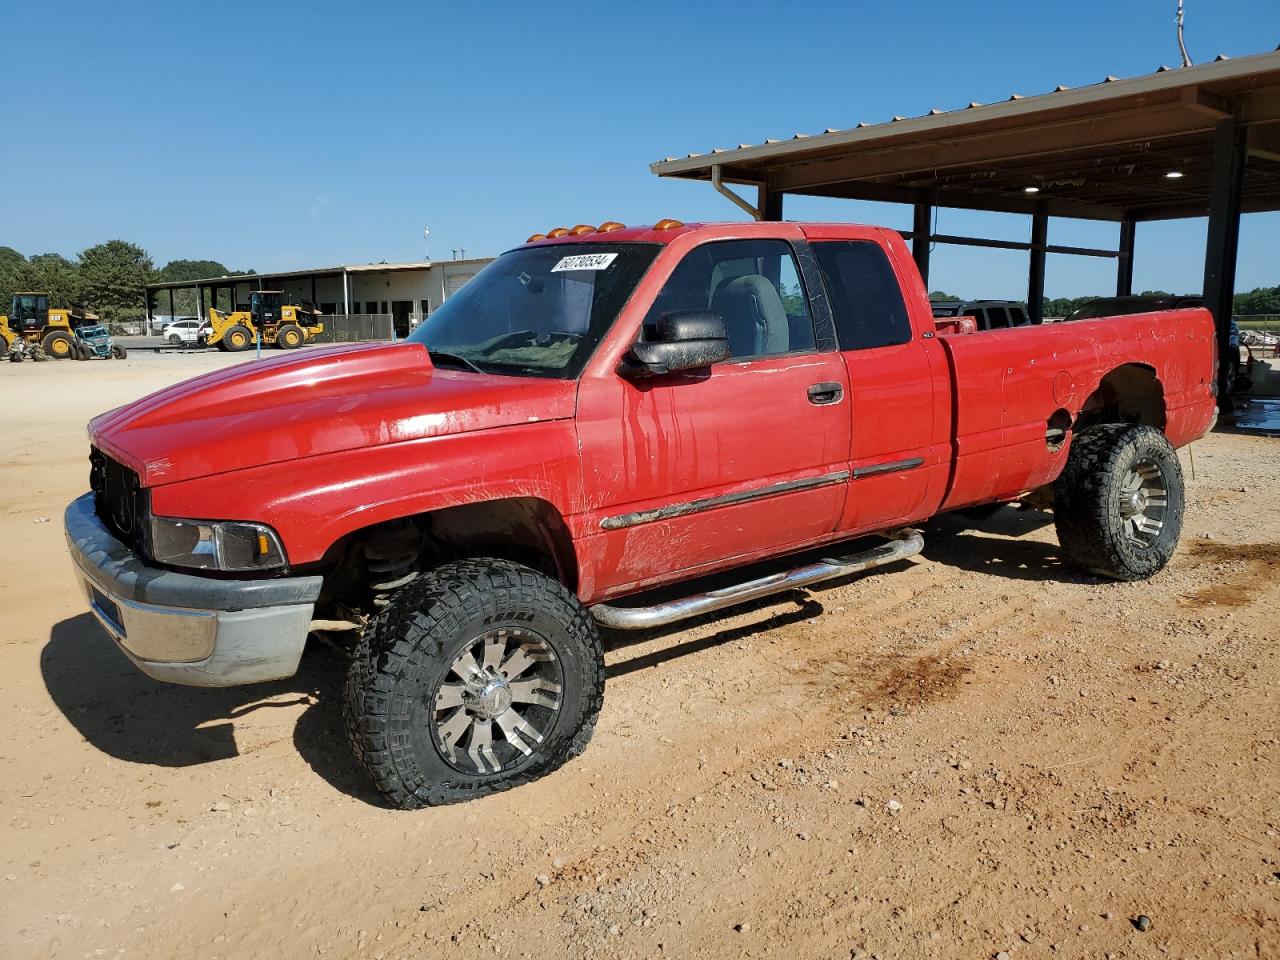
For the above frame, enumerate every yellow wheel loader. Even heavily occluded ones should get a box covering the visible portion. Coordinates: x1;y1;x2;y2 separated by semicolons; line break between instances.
206;290;325;352
0;293;101;360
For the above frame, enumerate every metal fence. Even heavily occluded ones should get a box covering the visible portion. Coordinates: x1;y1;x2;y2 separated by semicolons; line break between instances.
308;314;396;344
1236;315;1279;357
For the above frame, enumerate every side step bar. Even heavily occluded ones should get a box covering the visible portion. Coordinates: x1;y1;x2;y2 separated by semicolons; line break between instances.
590;529;924;631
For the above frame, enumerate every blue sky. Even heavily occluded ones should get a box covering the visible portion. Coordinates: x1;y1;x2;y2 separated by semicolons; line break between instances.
3;0;1278;299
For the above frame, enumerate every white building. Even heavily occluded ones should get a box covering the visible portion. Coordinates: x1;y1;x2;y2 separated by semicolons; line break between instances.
145;258;492;338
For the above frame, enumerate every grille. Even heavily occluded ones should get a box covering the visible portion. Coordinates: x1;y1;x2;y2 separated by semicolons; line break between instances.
90;448;145;551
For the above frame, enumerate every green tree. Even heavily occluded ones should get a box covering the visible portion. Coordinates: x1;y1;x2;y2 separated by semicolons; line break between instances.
15;253;82;308
928;290;962;301
1233;285;1280;316
0;246;25;311
78;240;153;323
153;259;254;315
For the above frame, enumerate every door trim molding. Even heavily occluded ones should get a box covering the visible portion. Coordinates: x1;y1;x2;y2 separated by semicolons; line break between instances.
852;457;925;479
600;470;851;530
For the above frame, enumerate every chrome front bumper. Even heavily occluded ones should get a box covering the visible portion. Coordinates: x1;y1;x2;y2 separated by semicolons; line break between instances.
64;493;324;687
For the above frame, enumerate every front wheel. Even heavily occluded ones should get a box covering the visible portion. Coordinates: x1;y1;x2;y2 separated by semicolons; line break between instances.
42;330;74;359
344;559;604;809
276;323;304;349
110;344;127;359
1053;424;1184;581
224;324;252;352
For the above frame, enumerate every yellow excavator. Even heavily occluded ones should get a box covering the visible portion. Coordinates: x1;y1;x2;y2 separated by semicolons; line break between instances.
206;290;325;351
0;292;100;359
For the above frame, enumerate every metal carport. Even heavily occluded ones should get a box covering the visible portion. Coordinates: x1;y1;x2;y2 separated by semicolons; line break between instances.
651;50;1280;412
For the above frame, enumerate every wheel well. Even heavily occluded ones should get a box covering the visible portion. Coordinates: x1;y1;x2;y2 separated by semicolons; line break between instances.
423;497;578;591
1076;364;1166;432
318;497;579;603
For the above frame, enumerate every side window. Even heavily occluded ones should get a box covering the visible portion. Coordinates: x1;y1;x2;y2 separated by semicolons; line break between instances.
986;306;1011;329
642;239;816;359
811;242;912;350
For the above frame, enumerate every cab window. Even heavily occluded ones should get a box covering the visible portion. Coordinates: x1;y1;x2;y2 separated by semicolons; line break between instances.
811;241;912;350
642;239;816;360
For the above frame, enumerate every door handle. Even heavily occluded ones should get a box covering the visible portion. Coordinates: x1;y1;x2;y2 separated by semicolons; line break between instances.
807;381;844;405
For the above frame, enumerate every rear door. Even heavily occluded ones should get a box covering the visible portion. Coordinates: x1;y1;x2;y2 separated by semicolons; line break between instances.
576;237;851;597
809;237;947;532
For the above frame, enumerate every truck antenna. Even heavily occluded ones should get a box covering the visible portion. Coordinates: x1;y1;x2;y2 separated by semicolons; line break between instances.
1175;0;1193;68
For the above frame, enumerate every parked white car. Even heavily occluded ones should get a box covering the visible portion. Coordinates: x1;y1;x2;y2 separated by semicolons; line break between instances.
161;318;206;345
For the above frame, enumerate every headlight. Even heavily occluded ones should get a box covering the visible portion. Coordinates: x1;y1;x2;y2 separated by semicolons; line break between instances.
150;516;287;571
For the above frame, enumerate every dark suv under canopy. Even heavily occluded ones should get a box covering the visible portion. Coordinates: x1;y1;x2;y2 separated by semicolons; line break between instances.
930;299;1033;331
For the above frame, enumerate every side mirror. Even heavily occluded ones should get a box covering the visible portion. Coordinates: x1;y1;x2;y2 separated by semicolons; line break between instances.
622;311;730;378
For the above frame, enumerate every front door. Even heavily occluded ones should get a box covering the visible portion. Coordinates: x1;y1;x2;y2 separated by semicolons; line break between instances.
577;237;852;598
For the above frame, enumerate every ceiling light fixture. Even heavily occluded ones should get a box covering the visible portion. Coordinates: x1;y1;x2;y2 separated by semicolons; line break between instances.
1024;186;1041;194
1165;171;1185;179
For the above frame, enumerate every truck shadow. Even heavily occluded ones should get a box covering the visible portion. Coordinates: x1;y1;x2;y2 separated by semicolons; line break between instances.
41;613;386;805
922;508;1094;583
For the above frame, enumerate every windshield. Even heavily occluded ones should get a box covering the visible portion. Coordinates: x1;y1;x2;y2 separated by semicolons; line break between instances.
407;243;659;378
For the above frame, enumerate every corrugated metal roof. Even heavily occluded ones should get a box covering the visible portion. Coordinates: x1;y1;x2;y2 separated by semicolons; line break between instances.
652;50;1280;177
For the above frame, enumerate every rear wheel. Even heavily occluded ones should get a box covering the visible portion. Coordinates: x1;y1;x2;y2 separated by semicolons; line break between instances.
1054;424;1184;581
345;559;604;809
277;324;304;349
225;324;252;352
42;330;74;360
168;333;183;345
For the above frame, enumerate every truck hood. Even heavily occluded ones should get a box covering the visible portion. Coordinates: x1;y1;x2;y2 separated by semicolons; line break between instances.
89;342;578;486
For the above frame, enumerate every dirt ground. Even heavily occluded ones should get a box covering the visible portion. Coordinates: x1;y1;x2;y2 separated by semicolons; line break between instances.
2;349;1277;960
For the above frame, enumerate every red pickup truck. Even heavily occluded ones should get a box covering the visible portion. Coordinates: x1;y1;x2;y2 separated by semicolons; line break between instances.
66;220;1217;808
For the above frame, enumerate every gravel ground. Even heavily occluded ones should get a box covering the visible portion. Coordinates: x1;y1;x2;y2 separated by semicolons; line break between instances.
1;350;1277;960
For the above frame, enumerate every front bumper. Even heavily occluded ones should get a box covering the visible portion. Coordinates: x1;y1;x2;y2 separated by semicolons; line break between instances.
64;493;324;687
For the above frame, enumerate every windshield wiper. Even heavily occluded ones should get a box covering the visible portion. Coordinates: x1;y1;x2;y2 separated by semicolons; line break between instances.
428;350;486;374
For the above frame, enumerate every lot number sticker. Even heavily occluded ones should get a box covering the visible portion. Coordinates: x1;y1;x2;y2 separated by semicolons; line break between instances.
551;253;618;272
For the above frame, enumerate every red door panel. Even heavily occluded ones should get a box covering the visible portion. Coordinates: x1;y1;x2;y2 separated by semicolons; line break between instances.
838;339;945;532
576;351;852;599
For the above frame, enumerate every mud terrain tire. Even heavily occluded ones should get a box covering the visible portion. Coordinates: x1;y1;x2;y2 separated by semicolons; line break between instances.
344;559;604;809
1054;424;1184;581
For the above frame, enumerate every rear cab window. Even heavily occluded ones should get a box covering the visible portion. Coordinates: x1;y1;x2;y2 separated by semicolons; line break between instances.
810;241;913;350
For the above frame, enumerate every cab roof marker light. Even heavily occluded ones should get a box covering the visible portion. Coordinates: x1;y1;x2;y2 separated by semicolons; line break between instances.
597;221;626;233
526;233;547;243
546;226;569;238
569;224;596;235
653;218;684;230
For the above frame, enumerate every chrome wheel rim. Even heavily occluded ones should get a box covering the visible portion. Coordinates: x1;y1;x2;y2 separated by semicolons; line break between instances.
429;627;563;774
1118;456;1168;546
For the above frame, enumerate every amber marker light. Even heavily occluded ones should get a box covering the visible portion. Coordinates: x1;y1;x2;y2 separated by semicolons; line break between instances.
546;226;569;238
597;221;626;233
653;218;684;230
526;233;547;242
